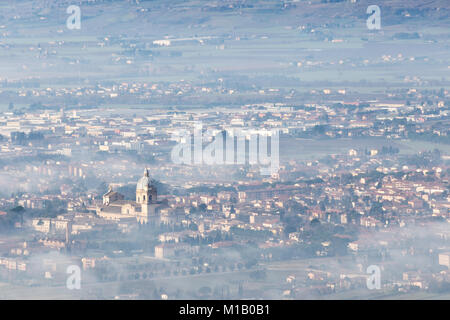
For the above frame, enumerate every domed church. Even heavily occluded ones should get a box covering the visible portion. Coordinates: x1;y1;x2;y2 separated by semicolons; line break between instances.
97;169;166;224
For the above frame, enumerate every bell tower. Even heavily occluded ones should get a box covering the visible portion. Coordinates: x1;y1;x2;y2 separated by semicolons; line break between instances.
136;169;149;203
136;169;158;221
149;182;157;203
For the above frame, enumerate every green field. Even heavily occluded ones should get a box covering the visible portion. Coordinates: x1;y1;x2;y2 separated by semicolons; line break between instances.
281;137;450;162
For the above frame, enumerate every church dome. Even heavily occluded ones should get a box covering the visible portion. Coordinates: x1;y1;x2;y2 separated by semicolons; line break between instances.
136;169;151;190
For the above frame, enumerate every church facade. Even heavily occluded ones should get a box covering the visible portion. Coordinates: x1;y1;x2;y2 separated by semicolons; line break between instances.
96;169;165;224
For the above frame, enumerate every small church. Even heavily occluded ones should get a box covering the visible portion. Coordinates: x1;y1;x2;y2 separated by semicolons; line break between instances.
96;169;166;224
